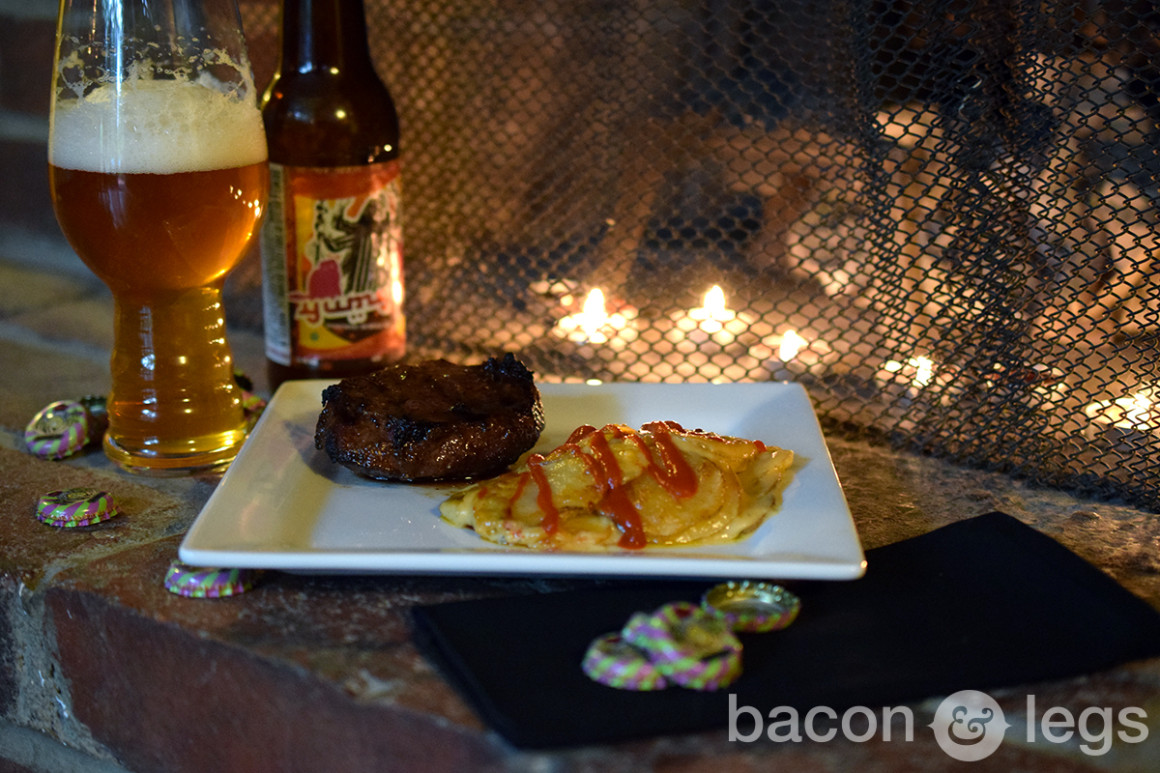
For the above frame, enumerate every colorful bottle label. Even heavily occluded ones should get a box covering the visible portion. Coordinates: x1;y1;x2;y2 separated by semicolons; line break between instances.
261;161;404;367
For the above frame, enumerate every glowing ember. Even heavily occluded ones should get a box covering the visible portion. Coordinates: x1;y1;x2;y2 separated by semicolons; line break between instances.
1127;392;1154;427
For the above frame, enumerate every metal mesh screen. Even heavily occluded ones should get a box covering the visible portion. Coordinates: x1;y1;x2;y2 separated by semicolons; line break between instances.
241;0;1160;511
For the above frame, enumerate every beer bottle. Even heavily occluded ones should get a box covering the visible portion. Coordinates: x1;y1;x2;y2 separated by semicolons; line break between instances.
260;0;404;389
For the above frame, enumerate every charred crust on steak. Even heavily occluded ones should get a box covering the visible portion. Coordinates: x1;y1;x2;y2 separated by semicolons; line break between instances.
314;354;545;481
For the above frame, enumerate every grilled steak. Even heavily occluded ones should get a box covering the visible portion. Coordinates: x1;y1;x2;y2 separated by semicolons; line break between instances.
314;355;545;481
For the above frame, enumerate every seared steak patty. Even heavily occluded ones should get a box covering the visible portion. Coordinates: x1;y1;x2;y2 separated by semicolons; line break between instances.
314;355;545;481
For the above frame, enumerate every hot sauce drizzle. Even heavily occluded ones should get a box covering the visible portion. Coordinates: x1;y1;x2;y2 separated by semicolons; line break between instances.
525;454;559;535
585;428;647;548
565;425;598;444
516;422;712;550
640;421;698;499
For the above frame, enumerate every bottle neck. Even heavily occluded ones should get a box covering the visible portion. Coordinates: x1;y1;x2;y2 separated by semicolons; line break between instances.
279;0;376;75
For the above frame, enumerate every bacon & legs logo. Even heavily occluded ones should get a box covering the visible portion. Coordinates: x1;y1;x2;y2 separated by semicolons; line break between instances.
929;690;1010;761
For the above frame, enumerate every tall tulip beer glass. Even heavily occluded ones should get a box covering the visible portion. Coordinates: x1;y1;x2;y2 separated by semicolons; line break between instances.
49;0;268;473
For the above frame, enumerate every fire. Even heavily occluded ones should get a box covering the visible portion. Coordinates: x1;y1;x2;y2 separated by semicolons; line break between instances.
576;288;609;342
554;287;634;346
882;356;934;388
911;356;934;388
778;329;807;361
690;285;736;323
1125;391;1154;427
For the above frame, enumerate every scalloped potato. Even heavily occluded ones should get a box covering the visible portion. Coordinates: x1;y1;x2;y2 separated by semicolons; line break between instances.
439;421;794;550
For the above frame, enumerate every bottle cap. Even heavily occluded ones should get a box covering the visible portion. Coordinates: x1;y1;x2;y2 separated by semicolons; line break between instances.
661;640;743;691
581;633;669;691
584;601;748;692
164;560;260;598
241;391;267;418
622;601;741;664
233;370;267;420
702;581;801;633
621;602;744;691
24;401;91;460
36;488;119;528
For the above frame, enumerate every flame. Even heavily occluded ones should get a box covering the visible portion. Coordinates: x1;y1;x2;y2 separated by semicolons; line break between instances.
556;286;634;345
570;288;610;343
1085;389;1157;433
778;329;807;361
911;356;934;388
580;288;607;333
690;285;735;322
1125;391;1154;428
882;355;935;389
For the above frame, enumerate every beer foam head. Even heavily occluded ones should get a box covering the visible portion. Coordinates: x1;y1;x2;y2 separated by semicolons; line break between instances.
50;78;267;173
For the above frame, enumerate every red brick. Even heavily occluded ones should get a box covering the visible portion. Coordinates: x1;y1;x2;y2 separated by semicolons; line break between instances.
44;535;514;772
51;586;506;773
0;448;198;585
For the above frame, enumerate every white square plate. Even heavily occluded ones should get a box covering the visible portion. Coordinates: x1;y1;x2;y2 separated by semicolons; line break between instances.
180;381;865;579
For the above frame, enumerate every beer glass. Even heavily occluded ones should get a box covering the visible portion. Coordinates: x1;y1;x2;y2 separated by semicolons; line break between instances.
48;0;268;474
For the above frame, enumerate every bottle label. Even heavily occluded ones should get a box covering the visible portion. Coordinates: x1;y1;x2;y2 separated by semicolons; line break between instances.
261;161;404;367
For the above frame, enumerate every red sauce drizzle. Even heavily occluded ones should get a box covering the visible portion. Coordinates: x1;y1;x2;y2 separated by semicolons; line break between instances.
640;421;698;499
509;475;528;511
586;428;646;548
516;422;710;551
565;424;598;444
519;428;596;543
525;454;559;535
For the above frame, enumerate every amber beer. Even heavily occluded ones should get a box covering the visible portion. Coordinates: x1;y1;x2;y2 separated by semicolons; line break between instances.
50;165;267;292
49;78;268;472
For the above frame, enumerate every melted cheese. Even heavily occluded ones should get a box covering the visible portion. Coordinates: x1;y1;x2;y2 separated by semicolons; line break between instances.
439;421;794;550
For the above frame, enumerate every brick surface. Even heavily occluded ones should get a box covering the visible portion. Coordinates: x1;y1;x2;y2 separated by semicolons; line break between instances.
0;758;37;773
9;295;114;355
0;337;108;435
10;432;1153;771
0;448;198;587
0;141;56;242
0;255;270;433
2;417;1159;772
0;14;54;116
49;582;506;773
43;533;569;772
0;577;14;718
0;262;104;321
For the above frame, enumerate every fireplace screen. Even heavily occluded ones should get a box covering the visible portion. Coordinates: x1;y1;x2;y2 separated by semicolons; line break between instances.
242;0;1160;510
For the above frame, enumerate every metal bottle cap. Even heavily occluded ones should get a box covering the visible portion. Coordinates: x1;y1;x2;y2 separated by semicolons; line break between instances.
581;632;669;691
36;488;119;528
24;401;91;460
702;580;801;633
620;601;743;691
163;560;261;599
